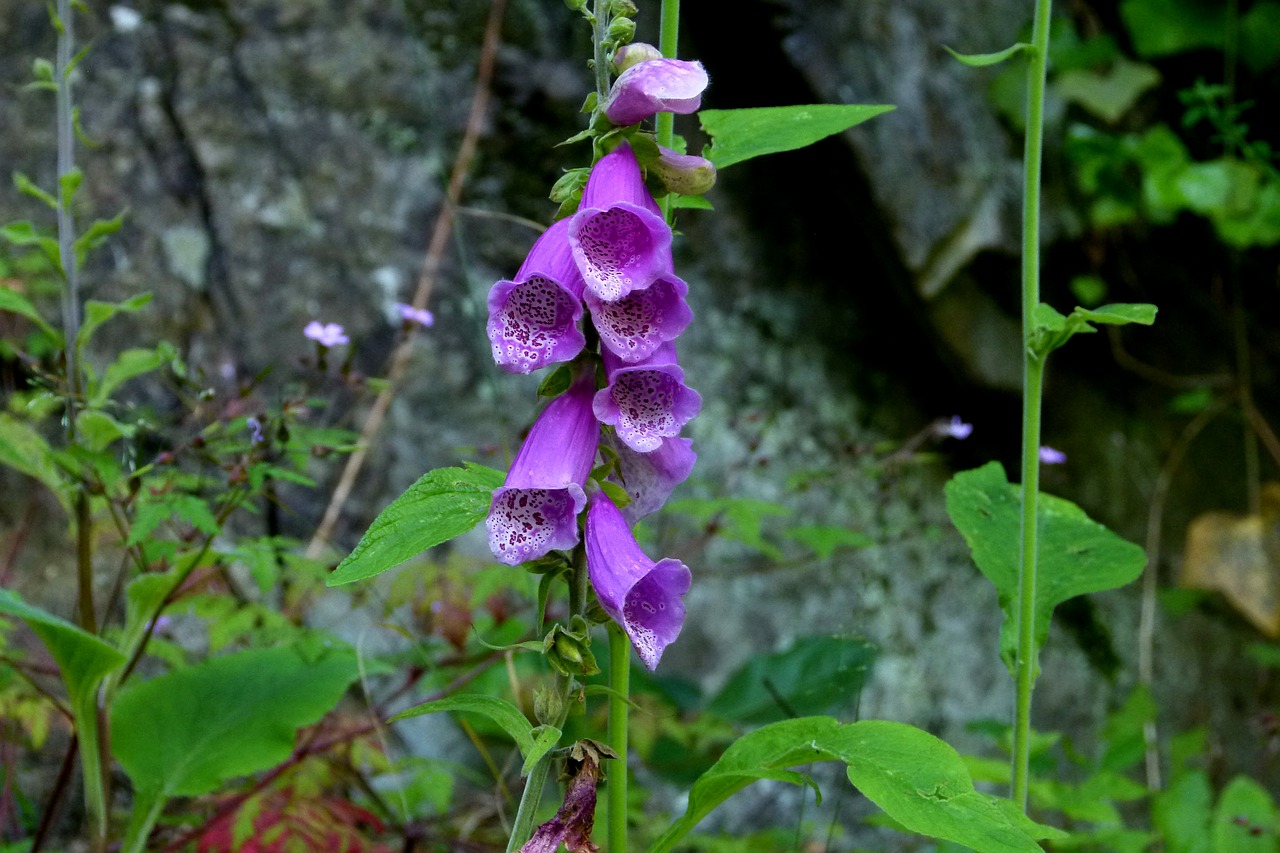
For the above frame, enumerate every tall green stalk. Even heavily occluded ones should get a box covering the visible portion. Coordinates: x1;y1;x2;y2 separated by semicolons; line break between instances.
1011;0;1053;811
606;625;631;852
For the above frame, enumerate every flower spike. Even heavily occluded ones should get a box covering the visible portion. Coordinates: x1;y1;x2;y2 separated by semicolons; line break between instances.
601;58;709;127
486;374;600;565
488;218;588;374
585;491;691;670
569;144;672;302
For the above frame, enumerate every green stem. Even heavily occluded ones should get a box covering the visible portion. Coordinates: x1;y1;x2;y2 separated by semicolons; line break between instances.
592;0;613;102
655;0;680;221
1011;0;1053;812
607;624;631;853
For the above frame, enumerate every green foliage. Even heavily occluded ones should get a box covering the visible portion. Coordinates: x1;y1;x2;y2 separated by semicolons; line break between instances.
699;104;895;169
706;635;874;724
649;717;1063;853
391;694;561;776
665;496;789;559
1120;0;1226;58
327;463;505;585
0;414;70;509
945;462;1147;674
1031;302;1157;358
944;42;1032;67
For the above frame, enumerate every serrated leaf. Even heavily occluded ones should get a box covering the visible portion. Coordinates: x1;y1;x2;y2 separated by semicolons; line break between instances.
112;645;358;803
648;717;1061;853
944;462;1147;675
944;42;1032;67
700;104;895;170
327;464;504;585
706;635;875;723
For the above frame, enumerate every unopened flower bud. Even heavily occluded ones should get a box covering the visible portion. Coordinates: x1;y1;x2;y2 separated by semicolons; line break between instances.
612;42;663;73
649;145;717;195
534;686;564;725
610;0;638;16
543;618;600;677
607;16;635;46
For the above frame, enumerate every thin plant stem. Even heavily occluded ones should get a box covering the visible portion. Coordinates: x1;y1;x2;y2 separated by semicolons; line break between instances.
304;0;506;560
1011;0;1053;811
607;624;630;853
655;0;680;221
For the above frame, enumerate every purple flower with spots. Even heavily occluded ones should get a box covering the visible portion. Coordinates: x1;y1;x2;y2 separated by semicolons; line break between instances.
601;58;709;127
488;218;588;374
486;374;599;565
594;342;701;454
585;491;690;670
585;271;692;363
569;144;672;303
604;431;695;524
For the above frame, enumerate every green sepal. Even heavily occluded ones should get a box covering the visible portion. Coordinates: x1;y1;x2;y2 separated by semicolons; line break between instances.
544;615;600;677
944;42;1033;67
536;364;573;398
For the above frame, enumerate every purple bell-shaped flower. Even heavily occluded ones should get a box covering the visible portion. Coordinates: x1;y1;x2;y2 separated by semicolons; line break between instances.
569;144;672;303
487;218;587;374
594;342;701;453
603;431;695;524
585;271;692;364
486;374;599;565
585;491;691;670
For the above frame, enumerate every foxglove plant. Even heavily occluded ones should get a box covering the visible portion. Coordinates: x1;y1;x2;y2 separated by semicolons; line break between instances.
593;343;702;453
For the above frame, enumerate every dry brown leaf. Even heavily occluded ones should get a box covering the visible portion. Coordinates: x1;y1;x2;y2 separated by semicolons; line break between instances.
1180;484;1280;637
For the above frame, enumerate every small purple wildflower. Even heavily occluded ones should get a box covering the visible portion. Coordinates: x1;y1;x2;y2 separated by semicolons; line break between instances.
1039;446;1067;465
246;416;265;445
486;374;599;565
601;58;709;127
304;321;349;347
938;416;973;440
397;303;435;328
585;491;691;670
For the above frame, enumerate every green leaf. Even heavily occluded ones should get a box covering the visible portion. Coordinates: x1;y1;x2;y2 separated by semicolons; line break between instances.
944;42;1032;67
127;492;221;545
785;525;874;559
1120;0;1226;57
390;694;559;775
944;462;1147;675
648;717;1061;853
90;343;177;407
327;463;505;585
1241;2;1280;71
0;415;70;510
536;365;572;398
76;410;135;452
1075;303;1157;327
112;645;358;803
1153;770;1212;853
1211;776;1277;853
73;211;127;267
0;222;62;269
14;172;58;210
59;169;83;210
699;104;895;170
0;283;60;341
665;497;789;559
0;589;124;713
670;194;714;210
75;294;153;365
706;635;875;723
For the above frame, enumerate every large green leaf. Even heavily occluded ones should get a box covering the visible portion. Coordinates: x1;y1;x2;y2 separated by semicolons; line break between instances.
111;644;358;801
1211;776;1277;853
1120;0;1225;57
327;463;504;585
700;104;895;169
944;462;1148;674
706;635;875;724
648;717;1062;853
391;694;559;775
